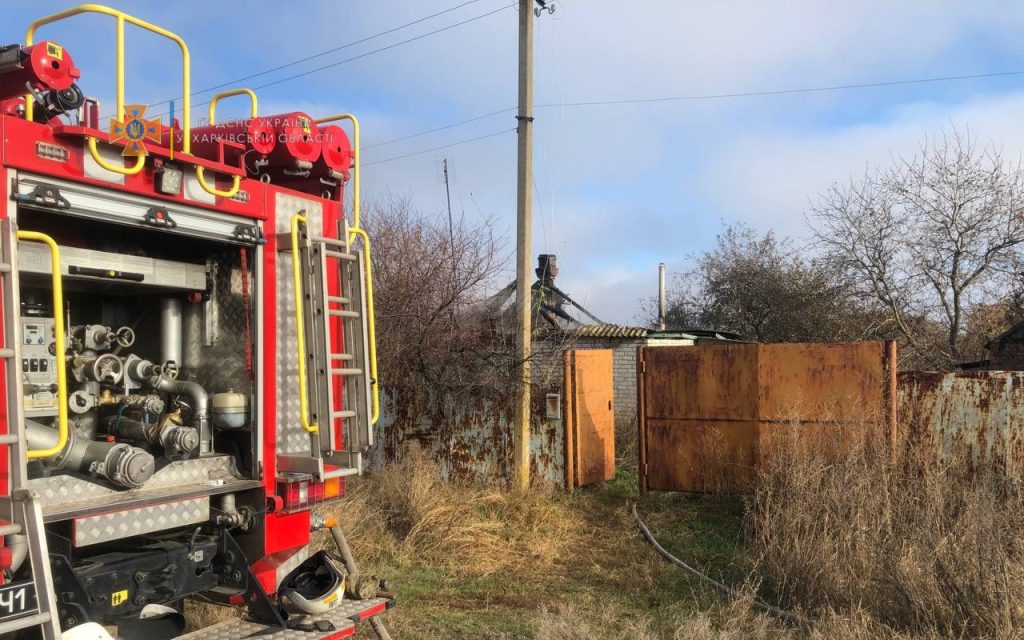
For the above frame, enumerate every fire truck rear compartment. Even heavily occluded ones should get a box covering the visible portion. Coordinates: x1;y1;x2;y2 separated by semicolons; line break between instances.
13;202;263;523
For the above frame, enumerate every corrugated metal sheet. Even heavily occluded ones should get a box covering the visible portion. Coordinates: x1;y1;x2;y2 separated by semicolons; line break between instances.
898;371;1024;477
640;342;892;493
569;324;650;339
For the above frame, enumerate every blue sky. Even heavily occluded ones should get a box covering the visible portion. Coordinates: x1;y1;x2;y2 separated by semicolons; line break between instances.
8;1;1024;323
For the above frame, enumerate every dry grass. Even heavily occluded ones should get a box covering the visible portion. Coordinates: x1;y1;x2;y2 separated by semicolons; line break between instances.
748;431;1024;639
184;427;1024;639
317;443;580;576
533;596;955;640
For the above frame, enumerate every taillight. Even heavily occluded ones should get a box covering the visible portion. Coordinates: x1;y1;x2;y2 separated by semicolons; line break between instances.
277;476;343;512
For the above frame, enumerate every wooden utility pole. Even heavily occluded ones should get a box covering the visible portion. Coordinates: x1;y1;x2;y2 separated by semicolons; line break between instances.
513;0;536;490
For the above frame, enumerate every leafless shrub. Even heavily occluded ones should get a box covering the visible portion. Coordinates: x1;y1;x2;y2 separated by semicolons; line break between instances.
748;429;1024;638
364;191;511;400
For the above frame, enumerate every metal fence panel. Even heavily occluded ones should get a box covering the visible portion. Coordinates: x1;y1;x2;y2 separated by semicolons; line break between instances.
640;341;891;493
898;371;1024;477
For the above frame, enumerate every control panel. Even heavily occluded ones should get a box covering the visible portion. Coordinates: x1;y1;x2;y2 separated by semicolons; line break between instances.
21;317;58;417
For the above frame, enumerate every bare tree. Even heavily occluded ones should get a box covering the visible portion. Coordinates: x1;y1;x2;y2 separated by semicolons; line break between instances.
364;191;508;396
810;130;1024;366
653;223;875;343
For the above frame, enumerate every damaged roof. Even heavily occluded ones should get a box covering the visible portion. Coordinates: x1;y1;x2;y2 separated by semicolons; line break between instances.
478;255;743;342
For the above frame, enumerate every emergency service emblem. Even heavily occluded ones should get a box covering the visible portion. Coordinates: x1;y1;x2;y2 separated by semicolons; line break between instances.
109;104;161;156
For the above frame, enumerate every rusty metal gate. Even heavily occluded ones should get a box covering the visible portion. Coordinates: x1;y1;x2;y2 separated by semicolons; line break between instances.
638;341;895;493
564;349;615;489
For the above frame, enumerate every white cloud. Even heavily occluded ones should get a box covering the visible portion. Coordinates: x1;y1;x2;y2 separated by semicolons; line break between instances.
12;1;1024;326
699;91;1024;240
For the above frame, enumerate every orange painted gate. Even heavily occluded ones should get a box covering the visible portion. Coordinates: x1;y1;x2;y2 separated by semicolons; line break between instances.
564;349;615;489
637;342;895;493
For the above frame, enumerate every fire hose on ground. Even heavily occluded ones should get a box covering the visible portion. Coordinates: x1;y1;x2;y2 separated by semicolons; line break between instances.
328;523;394;640
629;501;814;628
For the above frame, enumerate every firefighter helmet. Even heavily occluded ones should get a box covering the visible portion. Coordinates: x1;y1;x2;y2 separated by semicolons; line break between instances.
278;551;347;614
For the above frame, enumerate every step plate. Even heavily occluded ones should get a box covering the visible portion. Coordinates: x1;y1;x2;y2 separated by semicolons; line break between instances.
175;597;392;640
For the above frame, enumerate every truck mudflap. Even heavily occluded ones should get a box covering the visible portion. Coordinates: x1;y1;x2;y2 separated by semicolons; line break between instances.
174;596;394;640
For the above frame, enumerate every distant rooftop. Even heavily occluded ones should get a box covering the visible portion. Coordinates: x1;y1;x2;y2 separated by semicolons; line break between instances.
479;254;743;342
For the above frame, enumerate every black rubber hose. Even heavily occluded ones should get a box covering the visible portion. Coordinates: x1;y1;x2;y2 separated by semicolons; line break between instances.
629;501;814;628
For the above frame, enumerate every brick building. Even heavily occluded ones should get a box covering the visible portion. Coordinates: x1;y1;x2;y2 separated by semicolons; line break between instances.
371;254;738;486
491;255;739;441
537;324;734;447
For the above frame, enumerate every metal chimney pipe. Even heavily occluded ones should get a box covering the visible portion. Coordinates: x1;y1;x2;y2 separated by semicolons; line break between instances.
658;263;667;331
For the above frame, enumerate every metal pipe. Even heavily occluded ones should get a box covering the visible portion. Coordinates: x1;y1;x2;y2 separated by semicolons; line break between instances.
658;263;667;331
290;213;318;434
107;416;198;457
25;419;155;488
348;227;379;425
155;378;211;455
161;297;183;367
887;339;898;452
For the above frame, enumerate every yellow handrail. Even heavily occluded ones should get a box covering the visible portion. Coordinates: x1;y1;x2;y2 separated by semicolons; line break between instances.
347;227;379;424
17;231;68;459
209;88;258;122
314;114;360;239
196;166;241;198
290;213;318;434
85;137;146;176
25;4;192;153
193;88;257;199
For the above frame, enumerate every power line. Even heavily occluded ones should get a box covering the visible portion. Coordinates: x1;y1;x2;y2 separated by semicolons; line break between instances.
357;68;1024;151
536;69;1024;108
100;1;514;122
188;3;515;115
189;1;483;98
363;108;516;149
363;128;514;167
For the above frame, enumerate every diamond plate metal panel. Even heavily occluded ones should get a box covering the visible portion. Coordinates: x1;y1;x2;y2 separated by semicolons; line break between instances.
275;193;324;456
73;497;209;547
175;597;391;640
275;545;310;588
30;455;241;507
182;247;253;396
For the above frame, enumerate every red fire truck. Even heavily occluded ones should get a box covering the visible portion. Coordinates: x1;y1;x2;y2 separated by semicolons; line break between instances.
0;5;389;639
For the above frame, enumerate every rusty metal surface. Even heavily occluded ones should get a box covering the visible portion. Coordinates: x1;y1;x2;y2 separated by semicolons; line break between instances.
644;344;759;421
568;350;615;487
759;342;886;423
368;387;565;486
898;370;1024;476
645;419;757;493
640;342;889;493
